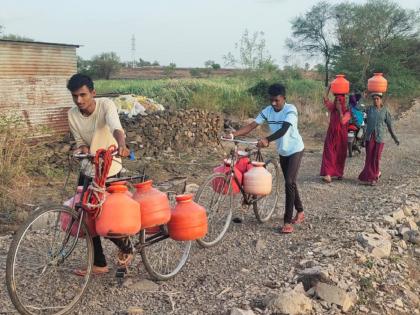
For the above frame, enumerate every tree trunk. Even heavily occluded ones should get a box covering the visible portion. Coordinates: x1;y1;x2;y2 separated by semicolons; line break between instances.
324;57;330;87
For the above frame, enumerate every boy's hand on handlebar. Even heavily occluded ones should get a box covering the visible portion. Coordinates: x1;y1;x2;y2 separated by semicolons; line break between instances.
257;138;269;148
118;146;130;157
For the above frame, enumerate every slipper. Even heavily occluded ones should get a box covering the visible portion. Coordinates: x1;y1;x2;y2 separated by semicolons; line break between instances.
291;212;305;224
280;224;294;234
322;175;332;183
73;265;109;276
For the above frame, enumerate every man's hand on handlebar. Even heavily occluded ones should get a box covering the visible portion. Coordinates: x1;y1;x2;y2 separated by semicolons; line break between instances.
74;145;89;155
257;138;269;148
222;132;234;140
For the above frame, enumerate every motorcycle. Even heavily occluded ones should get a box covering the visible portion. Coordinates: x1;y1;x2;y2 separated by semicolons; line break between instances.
347;107;367;157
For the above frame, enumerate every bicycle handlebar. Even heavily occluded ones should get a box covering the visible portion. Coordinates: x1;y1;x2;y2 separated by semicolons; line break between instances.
73;151;119;159
220;137;258;145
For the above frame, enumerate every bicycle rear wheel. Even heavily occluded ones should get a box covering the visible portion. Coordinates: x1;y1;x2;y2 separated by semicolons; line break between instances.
6;206;93;315
140;228;191;281
253;159;280;223
195;173;233;248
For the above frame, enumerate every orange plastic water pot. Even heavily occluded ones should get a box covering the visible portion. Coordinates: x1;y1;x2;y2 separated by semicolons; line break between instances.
132;180;171;229
243;161;272;195
109;181;133;197
168;194;208;241
368;73;387;93
331;74;350;95
95;184;141;237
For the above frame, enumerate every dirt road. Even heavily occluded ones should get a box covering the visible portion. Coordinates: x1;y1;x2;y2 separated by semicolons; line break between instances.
1;101;419;315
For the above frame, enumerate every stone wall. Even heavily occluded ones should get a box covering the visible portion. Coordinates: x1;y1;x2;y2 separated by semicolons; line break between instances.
120;108;223;157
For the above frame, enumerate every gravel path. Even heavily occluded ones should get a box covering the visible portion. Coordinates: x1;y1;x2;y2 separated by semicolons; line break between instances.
1;101;419;315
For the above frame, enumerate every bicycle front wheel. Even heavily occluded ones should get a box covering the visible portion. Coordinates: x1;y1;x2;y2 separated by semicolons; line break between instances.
6;206;94;315
195;173;233;248
140;228;191;281
253;159;280;223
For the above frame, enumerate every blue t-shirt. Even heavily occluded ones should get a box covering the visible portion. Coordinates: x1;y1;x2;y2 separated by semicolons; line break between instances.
255;103;304;156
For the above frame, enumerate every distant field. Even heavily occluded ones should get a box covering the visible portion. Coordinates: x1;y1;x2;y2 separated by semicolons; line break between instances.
95;77;325;124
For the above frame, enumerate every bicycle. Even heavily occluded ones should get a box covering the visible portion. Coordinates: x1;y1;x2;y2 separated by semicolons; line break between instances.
194;137;280;248
6;147;192;315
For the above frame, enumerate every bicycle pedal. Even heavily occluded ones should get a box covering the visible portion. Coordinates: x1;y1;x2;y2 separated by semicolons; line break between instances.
115;267;127;286
115;267;127;278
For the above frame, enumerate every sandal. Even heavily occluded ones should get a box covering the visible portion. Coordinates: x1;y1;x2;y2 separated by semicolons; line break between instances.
117;251;133;267
73;265;109;276
291;212;305;224
280;224;294;234
322;175;332;183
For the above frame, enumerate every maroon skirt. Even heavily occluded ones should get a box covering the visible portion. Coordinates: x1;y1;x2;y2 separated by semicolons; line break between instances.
358;134;384;183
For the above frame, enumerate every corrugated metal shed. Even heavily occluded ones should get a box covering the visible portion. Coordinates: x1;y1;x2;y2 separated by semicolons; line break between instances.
0;39;79;135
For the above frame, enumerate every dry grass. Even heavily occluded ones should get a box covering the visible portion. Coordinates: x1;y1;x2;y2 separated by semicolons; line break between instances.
0;114;34;226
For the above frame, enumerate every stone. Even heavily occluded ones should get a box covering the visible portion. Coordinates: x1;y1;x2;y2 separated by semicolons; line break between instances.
266;284;313;315
414;248;420;257
315;283;354;312
230;307;255;315
391;209;406;223
405;289;420;306
398;240;408;250
126;306;144;315
185;183;200;194
123;279;159;291
407;219;419;231
297;266;331;291
403;206;414;217
299;259;317;268
356;233;392;259
395;299;404;308
372;224;392;240
399;226;411;236
408;231;420;244
255;239;266;252
383;215;396;227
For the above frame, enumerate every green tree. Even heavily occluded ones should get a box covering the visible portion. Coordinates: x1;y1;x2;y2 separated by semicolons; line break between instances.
77;56;93;76
287;1;336;87
333;0;420;91
223;29;274;70
90;52;121;80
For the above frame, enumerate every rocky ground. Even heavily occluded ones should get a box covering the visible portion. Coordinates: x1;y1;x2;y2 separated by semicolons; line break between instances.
1;101;419;315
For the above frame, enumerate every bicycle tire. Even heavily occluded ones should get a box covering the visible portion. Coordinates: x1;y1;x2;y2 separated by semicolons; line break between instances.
253;159;280;223
348;141;353;157
6;206;94;315
195;172;233;248
140;229;191;281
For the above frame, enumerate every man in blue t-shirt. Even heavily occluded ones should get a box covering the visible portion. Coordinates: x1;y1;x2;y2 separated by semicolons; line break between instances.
226;84;305;234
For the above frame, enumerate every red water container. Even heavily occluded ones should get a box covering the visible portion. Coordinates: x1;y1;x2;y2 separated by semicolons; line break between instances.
60;186;96;237
168;194;208;241
367;73;387;93
96;185;141;237
132;180;171;229
331;74;350;95
213;159;242;194
235;156;251;174
109;181;133;197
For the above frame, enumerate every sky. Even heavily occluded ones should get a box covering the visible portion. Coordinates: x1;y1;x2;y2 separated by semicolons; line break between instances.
1;0;419;68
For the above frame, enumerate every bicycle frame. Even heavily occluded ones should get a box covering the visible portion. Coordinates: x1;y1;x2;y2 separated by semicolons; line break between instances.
223;140;266;205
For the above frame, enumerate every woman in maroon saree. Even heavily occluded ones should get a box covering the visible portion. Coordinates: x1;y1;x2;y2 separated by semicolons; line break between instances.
320;87;350;183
